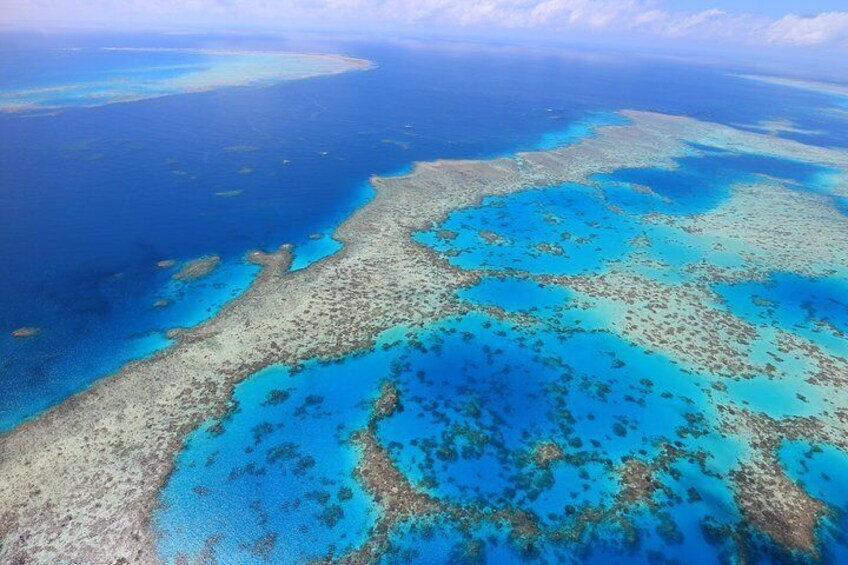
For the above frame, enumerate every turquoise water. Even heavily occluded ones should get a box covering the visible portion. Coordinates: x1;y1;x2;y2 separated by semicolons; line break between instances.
458;277;575;315
156;353;389;563
725;374;825;419
375;315;718;504
290;234;344;271
528;112;629;151
157;308;751;562
717;273;848;358
414;178;719;283
780;441;848;510
156;121;848;561
416;182;637;276
780;441;848;563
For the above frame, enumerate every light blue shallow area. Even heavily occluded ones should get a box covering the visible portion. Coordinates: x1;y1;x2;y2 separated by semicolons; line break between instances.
458;277;575;315
780;441;848;511
530;112;629;151
155;351;392;563
416;146;836;284
290;233;344;271
725;375;825;419
155;309;753;563
0;49;360;111
415;182;641;276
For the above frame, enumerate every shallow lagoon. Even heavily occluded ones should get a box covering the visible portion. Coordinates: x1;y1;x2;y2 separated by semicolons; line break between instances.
153;107;848;561
156;351;388;563
156;312;749;563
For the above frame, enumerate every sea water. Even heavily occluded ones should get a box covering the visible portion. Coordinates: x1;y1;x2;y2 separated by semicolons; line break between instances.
4;31;848;563
3;32;848;430
157;129;848;563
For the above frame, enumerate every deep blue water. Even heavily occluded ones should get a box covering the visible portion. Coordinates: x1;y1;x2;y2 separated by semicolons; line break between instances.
600;152;832;215
717;273;848;358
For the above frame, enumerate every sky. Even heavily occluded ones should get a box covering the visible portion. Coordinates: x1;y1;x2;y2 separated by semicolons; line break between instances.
674;0;848;18
4;1;848;58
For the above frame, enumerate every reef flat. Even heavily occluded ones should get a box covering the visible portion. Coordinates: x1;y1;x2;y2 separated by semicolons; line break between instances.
0;49;373;112
1;111;848;563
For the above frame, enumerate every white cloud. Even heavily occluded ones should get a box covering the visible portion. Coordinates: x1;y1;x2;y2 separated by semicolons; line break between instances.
762;11;848;46
4;0;848;51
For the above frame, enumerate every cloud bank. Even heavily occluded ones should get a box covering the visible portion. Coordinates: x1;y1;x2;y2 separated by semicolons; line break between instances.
5;0;848;51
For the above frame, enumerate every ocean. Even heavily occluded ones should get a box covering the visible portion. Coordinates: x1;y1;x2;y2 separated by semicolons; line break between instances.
2;31;848;563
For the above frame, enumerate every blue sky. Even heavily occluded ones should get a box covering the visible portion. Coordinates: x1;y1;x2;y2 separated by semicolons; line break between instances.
4;1;848;58
672;0;848;17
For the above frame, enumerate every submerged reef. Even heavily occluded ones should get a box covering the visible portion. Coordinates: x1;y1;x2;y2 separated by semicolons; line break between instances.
171;255;222;281
10;327;41;339
0;49;374;113
2;111;848;563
